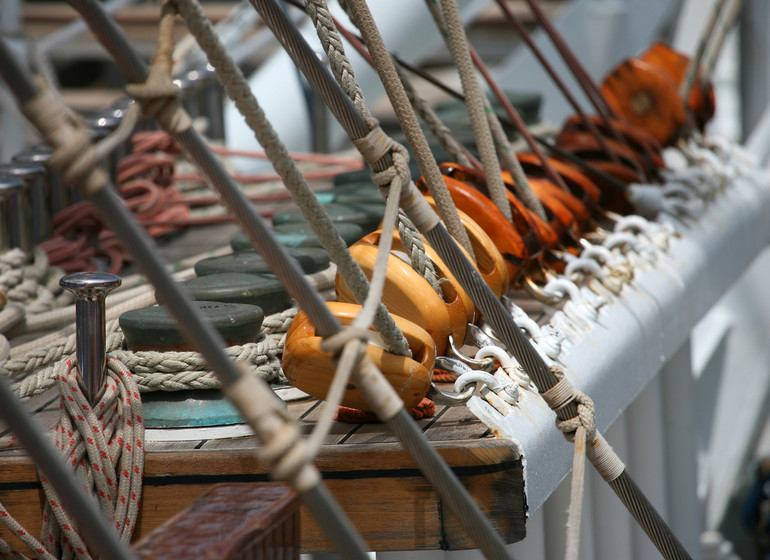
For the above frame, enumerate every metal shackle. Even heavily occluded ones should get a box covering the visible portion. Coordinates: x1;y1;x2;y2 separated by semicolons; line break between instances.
60;272;122;405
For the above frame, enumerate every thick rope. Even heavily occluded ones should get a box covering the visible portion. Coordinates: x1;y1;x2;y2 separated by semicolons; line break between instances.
305;0;374;124
172;0;412;357
425;0;513;223
396;211;443;297
0;356;143;559
395;64;473;168
11;310;295;400
303;0;443;294
0;249;68;317
483;97;548;221
340;0;476;261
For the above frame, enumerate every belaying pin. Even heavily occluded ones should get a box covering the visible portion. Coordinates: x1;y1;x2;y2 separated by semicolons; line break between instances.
60;272;122;405
2;161;50;246
0;176;24;251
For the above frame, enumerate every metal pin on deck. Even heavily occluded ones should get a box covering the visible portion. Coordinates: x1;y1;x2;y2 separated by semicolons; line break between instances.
60;272;122;405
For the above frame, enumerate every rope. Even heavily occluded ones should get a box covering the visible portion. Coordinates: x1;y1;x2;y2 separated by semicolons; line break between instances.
395;64;473;168
11;309;296;400
303;0;443;293
424;0;513;223
397;211;443;297
540;364;625;559
0;356;143;559
341;0;476;261
0;249;67;316
171;0;412;357
305;0;374;124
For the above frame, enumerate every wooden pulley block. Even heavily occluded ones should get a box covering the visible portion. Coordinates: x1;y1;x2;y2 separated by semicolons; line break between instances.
359;228;475;339
434;164;556;254
422;195;509;298
335;238;454;355
559;115;665;171
516;152;601;213
415;173;532;283
638;42;716;131
554;131;647;180
282;301;435;411
600;57;688;146
502;174;581;240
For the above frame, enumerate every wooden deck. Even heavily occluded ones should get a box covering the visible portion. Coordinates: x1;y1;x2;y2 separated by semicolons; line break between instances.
0;388;525;552
0;223;530;553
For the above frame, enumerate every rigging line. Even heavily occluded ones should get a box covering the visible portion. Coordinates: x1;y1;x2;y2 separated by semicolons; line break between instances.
679;0;727;101
521;0;617;121
322;15;628;193
518;0;651;181
491;0;623;166
467;46;570;193
65;2;514;559
11;4;371;556
247;3;694;556
252;1;513;558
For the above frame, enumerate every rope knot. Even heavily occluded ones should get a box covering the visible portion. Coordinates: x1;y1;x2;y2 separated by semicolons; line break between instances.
541;364;596;444
124;0;192;135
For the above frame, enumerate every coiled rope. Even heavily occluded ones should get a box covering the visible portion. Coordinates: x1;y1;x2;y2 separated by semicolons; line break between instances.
0;356;143;559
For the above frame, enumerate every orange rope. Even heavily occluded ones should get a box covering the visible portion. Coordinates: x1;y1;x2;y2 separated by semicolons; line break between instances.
334;398;436;423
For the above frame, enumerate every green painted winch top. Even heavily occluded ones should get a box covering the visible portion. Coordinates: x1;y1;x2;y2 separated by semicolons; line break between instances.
183;272;293;314
119;301;264;351
194;247;330;277
231;221;364;251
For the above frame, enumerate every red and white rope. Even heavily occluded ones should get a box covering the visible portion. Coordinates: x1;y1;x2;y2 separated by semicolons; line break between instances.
0;356;144;559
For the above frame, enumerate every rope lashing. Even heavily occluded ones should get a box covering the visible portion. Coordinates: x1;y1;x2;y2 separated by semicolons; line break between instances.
124;1;191;137
541;364;625;560
338;0;476;260
0;356;143;559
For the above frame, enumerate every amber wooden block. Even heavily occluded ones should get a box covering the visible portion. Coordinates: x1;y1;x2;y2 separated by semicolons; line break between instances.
133;483;299;560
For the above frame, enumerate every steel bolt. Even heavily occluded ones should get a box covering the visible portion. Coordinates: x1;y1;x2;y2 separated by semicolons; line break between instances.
60;272;122;405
